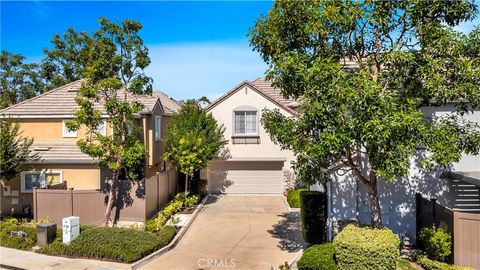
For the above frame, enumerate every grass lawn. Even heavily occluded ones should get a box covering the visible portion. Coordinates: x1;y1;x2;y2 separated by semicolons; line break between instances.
397;258;418;270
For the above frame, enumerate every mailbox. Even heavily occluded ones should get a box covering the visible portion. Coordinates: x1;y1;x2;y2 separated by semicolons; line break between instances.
62;216;80;244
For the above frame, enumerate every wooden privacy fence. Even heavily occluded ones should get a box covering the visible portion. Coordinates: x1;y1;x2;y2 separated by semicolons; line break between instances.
454;211;480;270
33;168;178;226
416;193;480;269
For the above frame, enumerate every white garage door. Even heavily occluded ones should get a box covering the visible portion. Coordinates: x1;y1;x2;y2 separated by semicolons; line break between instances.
208;161;284;194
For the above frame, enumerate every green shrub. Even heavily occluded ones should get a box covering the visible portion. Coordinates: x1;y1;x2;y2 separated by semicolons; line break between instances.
297;243;336;270
419;227;452;262
300;190;327;244
333;224;400;270
0;218;37;250
39;225;176;263
184;195;199;208
417;255;473;270
145;198;184;232
287;188;306;208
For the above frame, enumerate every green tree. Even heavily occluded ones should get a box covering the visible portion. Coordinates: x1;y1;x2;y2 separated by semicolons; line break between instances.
0;118;37;181
250;0;480;226
163;101;226;196
67;18;152;227
40;28;94;90
0;51;45;109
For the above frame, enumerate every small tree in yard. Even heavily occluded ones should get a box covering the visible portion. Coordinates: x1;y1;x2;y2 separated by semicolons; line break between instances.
164;101;227;196
67;18;152;227
250;0;480;226
0;118;37;181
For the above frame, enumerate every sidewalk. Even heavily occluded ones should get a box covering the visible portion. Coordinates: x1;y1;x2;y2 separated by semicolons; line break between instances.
0;247;130;270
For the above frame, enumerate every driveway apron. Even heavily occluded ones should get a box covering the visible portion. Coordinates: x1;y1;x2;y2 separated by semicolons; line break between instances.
140;195;306;270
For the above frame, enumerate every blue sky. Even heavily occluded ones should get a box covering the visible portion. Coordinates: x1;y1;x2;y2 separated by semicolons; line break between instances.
1;1;479;101
1;1;272;101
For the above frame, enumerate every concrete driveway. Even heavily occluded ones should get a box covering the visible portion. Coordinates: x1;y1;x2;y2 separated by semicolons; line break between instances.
140;195;306;270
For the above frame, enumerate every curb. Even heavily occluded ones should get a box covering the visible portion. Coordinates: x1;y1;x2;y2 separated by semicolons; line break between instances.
130;195;209;270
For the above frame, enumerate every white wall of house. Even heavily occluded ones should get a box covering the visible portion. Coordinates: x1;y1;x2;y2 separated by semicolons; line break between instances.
207;84;296;169
323;106;479;243
206;84;296;193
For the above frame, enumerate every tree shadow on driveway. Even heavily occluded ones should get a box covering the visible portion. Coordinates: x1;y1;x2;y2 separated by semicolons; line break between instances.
268;211;308;252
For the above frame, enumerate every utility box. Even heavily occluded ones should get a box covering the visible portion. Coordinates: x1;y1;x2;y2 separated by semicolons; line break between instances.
36;223;56;247
62;216;80;244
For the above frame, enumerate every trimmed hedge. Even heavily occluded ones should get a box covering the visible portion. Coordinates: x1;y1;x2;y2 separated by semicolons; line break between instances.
297;243;336;270
300;190;327;244
333;224;400;270
417;255;474;270
0;219;36;250
287;188;306;208
39;225;176;263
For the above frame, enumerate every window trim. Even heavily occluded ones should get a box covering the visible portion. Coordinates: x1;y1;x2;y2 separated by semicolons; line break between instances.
62;120;77;138
21;170;63;193
154;115;162;141
232;109;259;136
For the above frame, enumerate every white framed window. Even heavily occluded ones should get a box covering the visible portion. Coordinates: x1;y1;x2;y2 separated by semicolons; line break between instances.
96;120;107;136
234;111;258;135
21;171;63;193
62;120;77;138
155;115;161;141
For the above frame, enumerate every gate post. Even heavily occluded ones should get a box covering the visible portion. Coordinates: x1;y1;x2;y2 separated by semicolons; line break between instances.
32;188;38;222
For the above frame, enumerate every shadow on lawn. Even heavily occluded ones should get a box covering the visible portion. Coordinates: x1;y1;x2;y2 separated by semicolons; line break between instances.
268;211;307;252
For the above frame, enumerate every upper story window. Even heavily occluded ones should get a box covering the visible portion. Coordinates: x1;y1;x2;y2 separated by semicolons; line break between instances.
62;120;77;138
96;120;107;136
155;115;161;141
233;106;258;136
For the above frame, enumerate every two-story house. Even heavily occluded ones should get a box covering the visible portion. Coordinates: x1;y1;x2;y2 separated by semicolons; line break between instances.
206;77;480;244
204;78;297;194
0;80;180;216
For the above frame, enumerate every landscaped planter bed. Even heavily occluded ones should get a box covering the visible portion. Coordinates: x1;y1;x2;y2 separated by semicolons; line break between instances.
0;193;206;264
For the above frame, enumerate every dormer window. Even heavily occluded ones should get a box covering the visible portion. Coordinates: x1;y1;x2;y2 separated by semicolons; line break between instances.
233;105;258;136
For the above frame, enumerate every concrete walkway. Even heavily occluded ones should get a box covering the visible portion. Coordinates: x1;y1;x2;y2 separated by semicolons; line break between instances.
0;247;129;270
140;195;307;270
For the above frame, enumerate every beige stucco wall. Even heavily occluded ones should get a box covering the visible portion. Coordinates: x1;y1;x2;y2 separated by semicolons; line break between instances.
17;118;112;142
0;164;100;217
143;104;171;178
207;85;296;171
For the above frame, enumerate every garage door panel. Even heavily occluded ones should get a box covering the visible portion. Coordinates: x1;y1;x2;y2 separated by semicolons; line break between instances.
209;161;284;194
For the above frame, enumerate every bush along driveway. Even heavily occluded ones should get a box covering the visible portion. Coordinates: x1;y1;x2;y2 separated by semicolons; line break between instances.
140;195;307;270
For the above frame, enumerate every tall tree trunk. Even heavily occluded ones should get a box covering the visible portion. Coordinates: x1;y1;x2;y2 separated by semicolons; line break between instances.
102;170;118;227
366;177;382;227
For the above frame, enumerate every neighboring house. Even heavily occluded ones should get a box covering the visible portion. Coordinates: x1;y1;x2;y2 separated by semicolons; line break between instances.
0;80;180;217
205;78;297;194
326;105;480;243
206;77;480;244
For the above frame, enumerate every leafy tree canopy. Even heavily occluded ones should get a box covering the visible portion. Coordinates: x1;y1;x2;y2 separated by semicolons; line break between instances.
40;28;94;90
164;101;226;178
66;17;152;226
250;0;480;225
0;51;45;109
0;118;37;181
